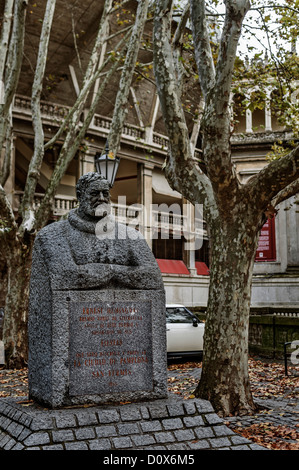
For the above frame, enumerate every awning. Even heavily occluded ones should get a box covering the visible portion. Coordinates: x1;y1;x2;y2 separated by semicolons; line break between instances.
156;259;190;275
195;262;209;275
152;171;181;198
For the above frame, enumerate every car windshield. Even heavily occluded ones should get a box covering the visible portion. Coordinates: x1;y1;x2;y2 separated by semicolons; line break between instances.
166;307;194;323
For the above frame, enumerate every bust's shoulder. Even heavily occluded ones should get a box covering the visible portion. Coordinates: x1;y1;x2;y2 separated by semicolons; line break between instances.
36;219;69;241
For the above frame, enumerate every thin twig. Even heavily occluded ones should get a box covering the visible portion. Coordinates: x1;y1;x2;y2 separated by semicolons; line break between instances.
71;12;83;73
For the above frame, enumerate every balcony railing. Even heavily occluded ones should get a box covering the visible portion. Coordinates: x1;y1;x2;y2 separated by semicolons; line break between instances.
13;93;292;154
13;95;165;151
12;192;207;238
13;192;143;225
13;191;78;216
152;210;187;236
111;203;143;227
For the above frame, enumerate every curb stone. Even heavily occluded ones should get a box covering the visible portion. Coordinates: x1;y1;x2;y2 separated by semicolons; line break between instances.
0;396;266;451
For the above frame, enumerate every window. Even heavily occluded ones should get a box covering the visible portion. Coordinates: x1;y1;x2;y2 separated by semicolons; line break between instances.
166;307;195;323
195;239;210;267
153;235;183;260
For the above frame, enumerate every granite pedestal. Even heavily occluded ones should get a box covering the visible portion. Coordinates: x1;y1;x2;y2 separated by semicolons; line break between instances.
28;289;167;408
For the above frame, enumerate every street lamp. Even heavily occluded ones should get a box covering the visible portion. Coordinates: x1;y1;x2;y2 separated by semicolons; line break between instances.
95;141;120;187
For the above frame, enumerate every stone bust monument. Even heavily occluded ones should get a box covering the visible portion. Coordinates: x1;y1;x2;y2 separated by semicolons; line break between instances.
28;172;167;407
31;172;163;292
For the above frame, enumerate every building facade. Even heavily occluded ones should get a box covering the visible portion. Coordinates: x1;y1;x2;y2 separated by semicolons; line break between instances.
0;0;298;312
2;90;299;311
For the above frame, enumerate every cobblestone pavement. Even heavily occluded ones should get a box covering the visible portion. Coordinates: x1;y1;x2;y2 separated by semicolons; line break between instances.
0;395;266;451
0;360;298;450
169;366;299;413
167;358;299;450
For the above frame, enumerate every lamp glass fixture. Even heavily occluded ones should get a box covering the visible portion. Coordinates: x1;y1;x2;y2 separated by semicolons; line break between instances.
95;144;120;187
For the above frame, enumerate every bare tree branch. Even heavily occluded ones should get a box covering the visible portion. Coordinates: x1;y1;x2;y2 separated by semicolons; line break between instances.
71;12;83;74
44;0;115;151
248;144;299;209
19;0;57;234
172;2;190;99
0;0;14;85
0;0;27;151
189;0;215;100
153;0;217;222
106;23;133;42
0;104;13;187
172;1;190;47
190;0;248;206
106;0;150;156
82;0;114;84
34;39;128;231
272;177;299;208
214;0;250;109
108;0;132;15
251;4;299;15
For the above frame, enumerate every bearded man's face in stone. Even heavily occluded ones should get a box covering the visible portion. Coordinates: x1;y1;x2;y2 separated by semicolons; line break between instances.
78;179;111;219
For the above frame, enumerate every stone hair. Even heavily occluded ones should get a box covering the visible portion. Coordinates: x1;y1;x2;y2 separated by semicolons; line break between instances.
76;172;108;200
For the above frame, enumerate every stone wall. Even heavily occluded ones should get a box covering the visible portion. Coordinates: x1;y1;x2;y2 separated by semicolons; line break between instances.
194;308;299;358
248;313;299;358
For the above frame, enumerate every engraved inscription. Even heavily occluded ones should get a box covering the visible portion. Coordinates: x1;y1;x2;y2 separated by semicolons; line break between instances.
69;301;153;395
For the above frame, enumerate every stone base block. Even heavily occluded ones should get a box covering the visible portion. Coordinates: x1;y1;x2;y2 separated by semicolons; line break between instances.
28;289;167;408
0;396;265;451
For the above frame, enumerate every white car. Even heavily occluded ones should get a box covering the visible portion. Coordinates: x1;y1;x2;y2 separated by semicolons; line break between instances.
166;304;204;358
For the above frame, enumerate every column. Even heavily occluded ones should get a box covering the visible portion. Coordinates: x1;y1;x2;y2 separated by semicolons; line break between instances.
137;162;154;248
265;89;272;132
183;199;197;276
79;144;97;177
245;91;253;133
245;108;253;133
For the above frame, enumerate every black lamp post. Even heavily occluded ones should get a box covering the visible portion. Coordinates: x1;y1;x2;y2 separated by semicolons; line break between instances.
95;141;120;187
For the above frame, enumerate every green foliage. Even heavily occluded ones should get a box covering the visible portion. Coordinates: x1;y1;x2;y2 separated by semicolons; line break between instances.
266;140;297;161
0;217;12;233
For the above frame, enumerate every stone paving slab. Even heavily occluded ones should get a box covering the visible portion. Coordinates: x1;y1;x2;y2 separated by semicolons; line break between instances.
0;395;265;451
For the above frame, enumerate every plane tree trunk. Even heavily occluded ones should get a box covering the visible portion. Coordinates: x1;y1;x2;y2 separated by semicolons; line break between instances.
194;209;261;415
153;0;299;415
2;234;34;368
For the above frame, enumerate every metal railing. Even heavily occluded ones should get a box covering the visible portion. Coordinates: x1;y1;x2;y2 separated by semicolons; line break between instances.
284;342;293;376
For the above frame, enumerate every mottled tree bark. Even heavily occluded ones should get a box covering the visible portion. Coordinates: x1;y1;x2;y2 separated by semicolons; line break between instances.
153;0;299;415
105;0;149;157
20;0;57;233
194;205;262;415
0;0;27;153
2;237;34;368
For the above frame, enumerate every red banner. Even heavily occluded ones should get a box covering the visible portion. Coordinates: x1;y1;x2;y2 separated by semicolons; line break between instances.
255;217;276;262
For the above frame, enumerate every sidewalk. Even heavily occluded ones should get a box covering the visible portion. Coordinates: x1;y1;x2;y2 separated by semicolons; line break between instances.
167;357;299;450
